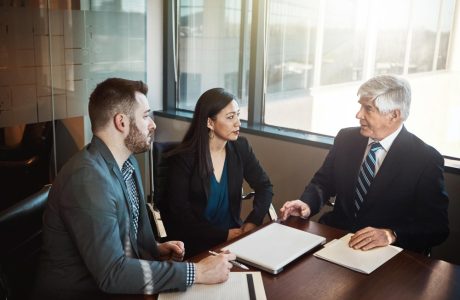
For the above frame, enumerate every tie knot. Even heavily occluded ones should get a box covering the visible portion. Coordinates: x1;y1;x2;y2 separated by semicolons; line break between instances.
122;160;134;180
370;142;382;152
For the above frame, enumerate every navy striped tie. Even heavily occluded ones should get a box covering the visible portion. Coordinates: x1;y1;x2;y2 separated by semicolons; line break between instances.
354;142;382;216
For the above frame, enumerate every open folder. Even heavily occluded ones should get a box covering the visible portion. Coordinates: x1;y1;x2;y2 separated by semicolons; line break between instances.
313;233;403;274
223;222;326;274
158;272;266;300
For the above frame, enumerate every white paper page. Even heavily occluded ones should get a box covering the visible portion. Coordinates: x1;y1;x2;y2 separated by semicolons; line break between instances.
314;233;402;274
158;272;266;300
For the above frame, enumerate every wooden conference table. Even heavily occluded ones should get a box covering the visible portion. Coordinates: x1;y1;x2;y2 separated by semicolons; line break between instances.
112;218;460;300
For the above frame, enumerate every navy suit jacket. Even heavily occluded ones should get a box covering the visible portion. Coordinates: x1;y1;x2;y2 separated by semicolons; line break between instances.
301;126;449;252
163;136;273;257
36;136;187;297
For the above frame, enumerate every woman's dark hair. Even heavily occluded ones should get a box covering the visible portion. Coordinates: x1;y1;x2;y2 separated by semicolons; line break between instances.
168;88;236;178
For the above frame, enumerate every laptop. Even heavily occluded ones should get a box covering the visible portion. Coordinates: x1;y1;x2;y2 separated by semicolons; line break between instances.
222;222;326;274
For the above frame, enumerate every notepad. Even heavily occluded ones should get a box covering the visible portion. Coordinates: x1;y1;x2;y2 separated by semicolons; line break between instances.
313;233;403;274
222;222;326;274
158;272;266;300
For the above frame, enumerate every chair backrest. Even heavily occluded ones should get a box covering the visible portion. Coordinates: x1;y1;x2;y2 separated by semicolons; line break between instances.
21;121;53;157
242;190;278;222
0;121;54;210
152;141;180;211
146;141;180;240
0;184;51;300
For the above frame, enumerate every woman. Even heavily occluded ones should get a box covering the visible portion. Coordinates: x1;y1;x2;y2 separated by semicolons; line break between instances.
163;88;273;258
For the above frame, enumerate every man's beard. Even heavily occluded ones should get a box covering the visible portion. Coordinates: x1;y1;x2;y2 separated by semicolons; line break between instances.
124;122;152;154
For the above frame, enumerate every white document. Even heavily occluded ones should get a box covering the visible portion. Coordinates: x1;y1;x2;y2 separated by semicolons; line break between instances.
313;233;403;274
223;222;326;274
158;272;266;300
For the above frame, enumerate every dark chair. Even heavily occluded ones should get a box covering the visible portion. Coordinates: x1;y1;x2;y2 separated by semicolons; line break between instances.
0;122;53;211
0;184;51;300
146;141;180;241
242;189;278;221
151;141;180;215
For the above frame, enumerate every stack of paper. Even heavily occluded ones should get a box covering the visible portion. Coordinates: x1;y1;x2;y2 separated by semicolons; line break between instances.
158;272;266;300
313;233;402;274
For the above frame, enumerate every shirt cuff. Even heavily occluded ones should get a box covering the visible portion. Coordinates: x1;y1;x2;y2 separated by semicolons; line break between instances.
186;262;196;286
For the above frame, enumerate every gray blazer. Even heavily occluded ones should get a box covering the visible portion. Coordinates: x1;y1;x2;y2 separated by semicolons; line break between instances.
36;136;187;296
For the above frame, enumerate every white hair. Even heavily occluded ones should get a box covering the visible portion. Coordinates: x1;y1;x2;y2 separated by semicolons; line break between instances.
358;75;411;120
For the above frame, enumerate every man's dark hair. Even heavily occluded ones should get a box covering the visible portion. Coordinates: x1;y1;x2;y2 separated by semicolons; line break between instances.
88;78;148;132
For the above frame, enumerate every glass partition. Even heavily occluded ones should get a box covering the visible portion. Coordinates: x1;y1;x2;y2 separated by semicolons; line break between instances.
0;0;147;205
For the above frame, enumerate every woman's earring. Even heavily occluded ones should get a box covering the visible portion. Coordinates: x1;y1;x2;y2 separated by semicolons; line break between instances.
209;130;214;139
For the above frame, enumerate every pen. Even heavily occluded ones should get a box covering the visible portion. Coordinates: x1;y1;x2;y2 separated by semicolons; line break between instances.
208;250;250;270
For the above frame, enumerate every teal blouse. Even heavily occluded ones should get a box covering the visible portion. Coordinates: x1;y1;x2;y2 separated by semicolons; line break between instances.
204;159;238;230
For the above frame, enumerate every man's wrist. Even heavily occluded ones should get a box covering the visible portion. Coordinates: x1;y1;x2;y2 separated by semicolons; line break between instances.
300;203;311;219
385;229;397;244
391;230;397;243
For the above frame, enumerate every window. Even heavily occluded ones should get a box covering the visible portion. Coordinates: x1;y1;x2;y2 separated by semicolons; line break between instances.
374;0;411;75
166;0;459;158
177;0;251;119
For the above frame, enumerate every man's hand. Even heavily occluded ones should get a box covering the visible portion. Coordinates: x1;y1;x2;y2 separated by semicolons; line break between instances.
279;200;311;221
349;227;396;250
157;241;185;261
227;228;243;241
195;252;236;284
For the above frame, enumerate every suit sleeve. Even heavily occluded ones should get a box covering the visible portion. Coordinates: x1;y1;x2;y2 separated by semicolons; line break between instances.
238;137;273;225
391;149;449;251
299;133;340;215
165;154;228;245
60;166;188;294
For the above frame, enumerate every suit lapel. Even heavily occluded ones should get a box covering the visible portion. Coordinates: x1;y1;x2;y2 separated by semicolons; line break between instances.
91;136;141;257
130;156;156;253
202;142;239;205
112;162;140;257
226;142;240;212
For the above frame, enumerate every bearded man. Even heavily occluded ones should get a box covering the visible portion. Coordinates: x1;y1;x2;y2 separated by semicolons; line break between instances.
35;78;235;299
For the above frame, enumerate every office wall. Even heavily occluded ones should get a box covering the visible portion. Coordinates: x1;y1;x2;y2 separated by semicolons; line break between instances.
153;115;460;265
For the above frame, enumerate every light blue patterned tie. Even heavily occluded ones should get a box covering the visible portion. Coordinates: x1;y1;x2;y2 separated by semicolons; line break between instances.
354;142;382;216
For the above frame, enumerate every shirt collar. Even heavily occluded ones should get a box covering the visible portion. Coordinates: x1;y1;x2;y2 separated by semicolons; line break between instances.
368;124;403;152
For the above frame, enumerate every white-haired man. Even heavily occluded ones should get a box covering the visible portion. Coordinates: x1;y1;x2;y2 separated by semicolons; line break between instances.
280;75;449;254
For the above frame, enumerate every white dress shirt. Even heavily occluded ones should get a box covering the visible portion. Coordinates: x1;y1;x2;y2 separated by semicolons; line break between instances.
363;124;403;175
